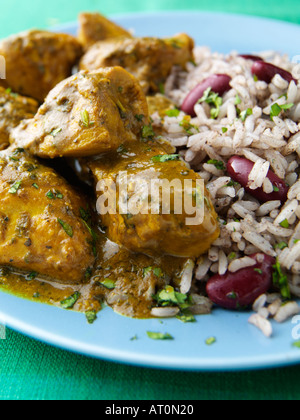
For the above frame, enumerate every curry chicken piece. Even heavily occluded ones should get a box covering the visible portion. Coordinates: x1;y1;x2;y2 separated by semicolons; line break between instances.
0;147;96;283
11;67;150;158
0;30;82;102
88;139;220;258
79;34;194;94
78;12;133;50
0;87;38;150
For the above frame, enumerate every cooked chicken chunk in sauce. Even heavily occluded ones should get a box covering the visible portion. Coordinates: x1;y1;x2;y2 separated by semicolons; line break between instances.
87;138;220;258
0;87;38;149
79;34;194;94
0;30;82;102
0;147;96;283
78;12;133;50
11;67;149;158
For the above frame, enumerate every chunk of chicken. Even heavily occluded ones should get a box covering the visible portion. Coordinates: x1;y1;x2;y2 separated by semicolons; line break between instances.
11;67;150;158
0;87;38;150
80;34;194;94
0;147;96;283
88;139;220;258
0;30;82;102
78;12;133;50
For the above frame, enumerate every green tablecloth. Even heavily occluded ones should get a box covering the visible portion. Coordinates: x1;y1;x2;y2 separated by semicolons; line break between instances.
1;0;300;401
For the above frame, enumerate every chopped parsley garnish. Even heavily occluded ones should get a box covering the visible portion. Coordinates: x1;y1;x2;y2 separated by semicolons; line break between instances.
222;127;228;133
147;332;174;340
151;154;180;163
135;114;145;122
32;183;39;189
207;159;226;171
279;219;290;229
292;341;300;349
50;128;62;137
85;310;97;324
198;87;223;119
46;189;63;200
240;108;253;122
142;123;155;139
153;285;189;310
176;312;196;323
164;108;180;117
179;116;198;134
270;102;294;120
8;181;21;194
26;272;38;281
272;260;291;300
57;219;73;238
99;279;116;290
205;337;216;346
80;110;94;127
60;291;80;309
254;268;263;274
235;94;242;105
143;266;164;278
275;241;288;250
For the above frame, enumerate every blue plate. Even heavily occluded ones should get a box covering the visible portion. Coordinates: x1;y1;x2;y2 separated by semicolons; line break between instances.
2;11;300;371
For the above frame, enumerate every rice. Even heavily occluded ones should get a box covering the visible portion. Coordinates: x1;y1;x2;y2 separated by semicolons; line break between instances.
153;47;300;333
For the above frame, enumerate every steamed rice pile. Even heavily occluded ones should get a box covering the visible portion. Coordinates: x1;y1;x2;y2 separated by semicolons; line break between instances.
152;47;300;336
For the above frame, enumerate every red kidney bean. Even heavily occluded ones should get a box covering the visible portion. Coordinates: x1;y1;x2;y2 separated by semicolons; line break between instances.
251;61;297;84
240;54;264;62
181;74;232;117
206;253;275;310
227;156;289;203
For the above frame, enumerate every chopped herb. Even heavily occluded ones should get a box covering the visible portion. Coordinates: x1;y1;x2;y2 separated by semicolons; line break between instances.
26;272;38;281
158;83;165;94
273;185;280;192
80;110;94;127
179;116;198;134
294;239;300;244
142;123;155;139
99;279;116;290
253;74;259;82
32;183;39;189
130;335;138;341
270;102;294;120
153;285;188;309
176;312;196;323
57;219;73;238
272;259;291;300
8;181;21;194
198;87;223;119
85;310;97;324
228;252;236;260
292;340;300;349
254;268;263;274
235;94;242;105
164;108;180;117
280;219;290;229
60;291;80;309
147;332;174;340
240;108;253;122
50;128;62;137
222;127;228;133
143;266;164;279
275;241;288;250
227;291;238;300
46;190;55;199
135;114;145;122
205;337;216;346
151;154;180;163
207;159;226;171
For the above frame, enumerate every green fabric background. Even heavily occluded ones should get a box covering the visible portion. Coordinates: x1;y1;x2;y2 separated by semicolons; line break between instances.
1;0;300;401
